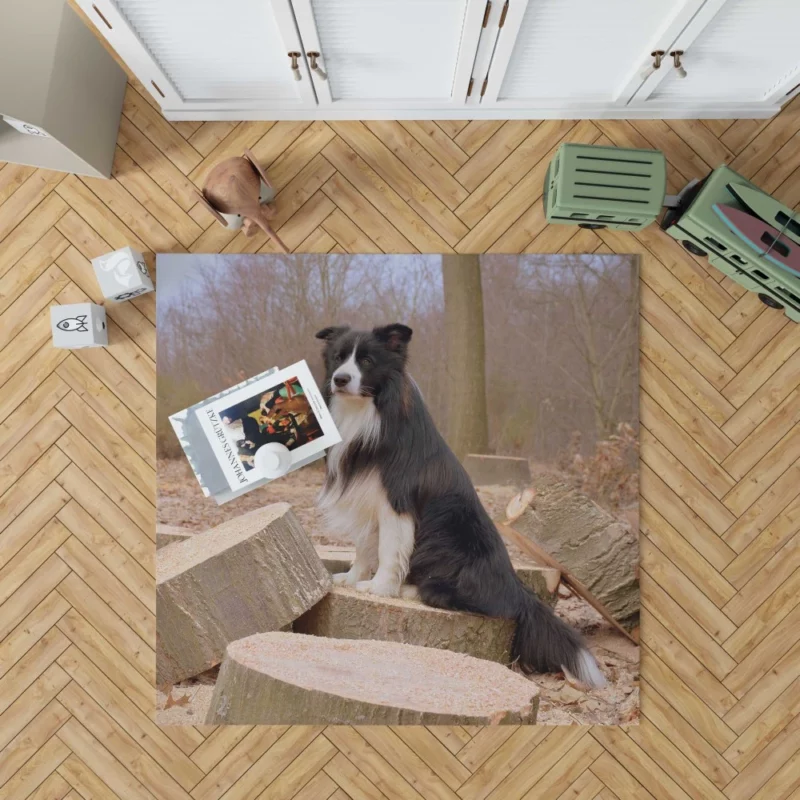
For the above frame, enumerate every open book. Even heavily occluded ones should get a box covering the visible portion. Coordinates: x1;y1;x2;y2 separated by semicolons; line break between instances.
169;360;340;504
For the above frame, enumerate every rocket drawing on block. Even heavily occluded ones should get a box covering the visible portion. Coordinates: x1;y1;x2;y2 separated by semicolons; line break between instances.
56;315;89;333
50;303;108;349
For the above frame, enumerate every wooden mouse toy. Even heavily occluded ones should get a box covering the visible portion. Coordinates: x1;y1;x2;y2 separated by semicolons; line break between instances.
195;149;289;253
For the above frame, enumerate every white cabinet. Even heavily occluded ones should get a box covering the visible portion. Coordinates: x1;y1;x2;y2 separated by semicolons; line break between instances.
83;0;316;111
630;0;800;109
76;0;800;120
285;0;486;109
479;0;706;109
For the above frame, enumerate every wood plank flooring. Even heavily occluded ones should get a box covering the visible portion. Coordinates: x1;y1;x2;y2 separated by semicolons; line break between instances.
1;75;800;799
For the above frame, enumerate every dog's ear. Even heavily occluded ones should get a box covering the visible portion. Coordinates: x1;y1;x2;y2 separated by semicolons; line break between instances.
315;325;349;342
373;323;413;353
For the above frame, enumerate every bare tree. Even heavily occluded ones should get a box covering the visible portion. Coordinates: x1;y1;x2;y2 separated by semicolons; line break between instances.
157;253;638;466
441;254;489;459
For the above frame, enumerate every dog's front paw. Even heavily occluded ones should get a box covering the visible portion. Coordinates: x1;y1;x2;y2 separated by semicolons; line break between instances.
355;579;400;597
332;571;359;586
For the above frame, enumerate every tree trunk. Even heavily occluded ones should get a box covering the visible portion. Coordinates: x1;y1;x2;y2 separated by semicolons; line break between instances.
441;254;489;459
206;632;538;725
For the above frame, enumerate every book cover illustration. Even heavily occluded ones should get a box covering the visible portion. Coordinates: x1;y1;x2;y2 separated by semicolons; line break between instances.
170;360;340;504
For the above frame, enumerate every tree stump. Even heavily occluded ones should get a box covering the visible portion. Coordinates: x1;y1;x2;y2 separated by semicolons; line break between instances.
157;503;331;686
463;454;532;487
156;524;194;550
206;632;539;725
314;546;558;607
509;474;639;624
294;587;516;661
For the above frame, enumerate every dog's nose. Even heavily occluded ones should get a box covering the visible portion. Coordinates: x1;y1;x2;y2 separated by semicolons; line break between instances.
334;374;350;388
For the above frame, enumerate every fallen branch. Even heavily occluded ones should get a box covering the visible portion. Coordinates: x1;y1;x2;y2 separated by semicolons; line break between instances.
497;519;638;645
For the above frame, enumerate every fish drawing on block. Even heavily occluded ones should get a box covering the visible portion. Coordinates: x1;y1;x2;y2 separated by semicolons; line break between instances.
713;204;800;277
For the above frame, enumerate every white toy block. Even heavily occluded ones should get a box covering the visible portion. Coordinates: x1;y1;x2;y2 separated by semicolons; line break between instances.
51;303;107;349
92;246;154;302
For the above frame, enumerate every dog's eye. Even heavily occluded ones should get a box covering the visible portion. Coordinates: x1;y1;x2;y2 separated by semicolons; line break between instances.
359;356;372;367
332;353;342;365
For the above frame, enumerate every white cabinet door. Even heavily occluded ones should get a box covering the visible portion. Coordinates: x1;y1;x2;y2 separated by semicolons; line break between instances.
480;0;707;110
75;0;316;112
286;0;487;109
632;0;800;109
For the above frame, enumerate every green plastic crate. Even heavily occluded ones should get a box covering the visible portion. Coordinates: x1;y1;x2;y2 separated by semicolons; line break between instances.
543;143;666;231
660;165;800;322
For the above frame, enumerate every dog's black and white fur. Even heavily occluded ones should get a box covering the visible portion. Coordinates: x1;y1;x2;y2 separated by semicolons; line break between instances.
316;323;605;687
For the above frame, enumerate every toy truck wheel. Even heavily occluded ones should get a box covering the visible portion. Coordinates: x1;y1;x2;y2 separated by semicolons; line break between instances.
578;223;607;229
682;240;707;257
758;293;784;310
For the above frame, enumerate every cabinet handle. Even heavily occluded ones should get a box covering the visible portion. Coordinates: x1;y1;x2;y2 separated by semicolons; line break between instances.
288;52;302;81
499;0;509;27
670;50;687;79
307;52;327;81
640;50;665;81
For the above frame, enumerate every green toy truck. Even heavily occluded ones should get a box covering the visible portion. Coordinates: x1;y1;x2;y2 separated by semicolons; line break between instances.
543;142;800;322
660;165;800;323
543;143;667;232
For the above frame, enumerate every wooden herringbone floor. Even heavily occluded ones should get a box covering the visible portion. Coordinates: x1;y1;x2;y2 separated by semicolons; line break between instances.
2;68;800;797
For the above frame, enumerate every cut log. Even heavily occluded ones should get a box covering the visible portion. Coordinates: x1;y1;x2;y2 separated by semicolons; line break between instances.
157;503;331;686
156;524;194;550
206;632;539;725
463;454;532;487
498;521;636;645
507;473;639;625
294;586;515;662
314;546;558;607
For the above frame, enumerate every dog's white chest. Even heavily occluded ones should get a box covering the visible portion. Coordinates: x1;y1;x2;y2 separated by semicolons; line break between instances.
325;395;381;478
319;396;384;524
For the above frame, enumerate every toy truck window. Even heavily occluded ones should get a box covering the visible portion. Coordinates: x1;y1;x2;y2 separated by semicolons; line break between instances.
777;287;800;306
760;233;791;259
776;212;800;239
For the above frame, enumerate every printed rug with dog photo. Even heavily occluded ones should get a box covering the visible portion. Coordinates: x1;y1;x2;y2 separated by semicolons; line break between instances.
155;253;640;726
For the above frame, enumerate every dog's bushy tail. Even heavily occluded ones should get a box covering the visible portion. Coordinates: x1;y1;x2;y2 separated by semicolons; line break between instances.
512;587;606;688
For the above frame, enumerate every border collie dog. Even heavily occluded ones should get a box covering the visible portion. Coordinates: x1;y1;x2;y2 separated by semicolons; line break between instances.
315;323;605;687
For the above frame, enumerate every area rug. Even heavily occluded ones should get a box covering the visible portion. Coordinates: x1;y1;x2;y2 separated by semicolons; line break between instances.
155;253;640;726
